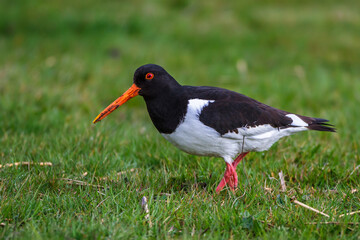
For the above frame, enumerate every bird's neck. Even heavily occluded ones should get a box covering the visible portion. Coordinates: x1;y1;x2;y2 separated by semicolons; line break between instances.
143;87;188;134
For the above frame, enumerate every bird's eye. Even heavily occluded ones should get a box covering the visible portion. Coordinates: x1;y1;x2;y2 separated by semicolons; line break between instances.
145;73;154;80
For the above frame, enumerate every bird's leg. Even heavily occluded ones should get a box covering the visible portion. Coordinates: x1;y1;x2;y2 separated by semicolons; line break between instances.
216;152;249;193
232;152;249;169
216;163;238;193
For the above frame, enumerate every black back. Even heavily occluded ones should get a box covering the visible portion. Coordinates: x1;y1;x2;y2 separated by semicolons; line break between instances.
183;86;293;135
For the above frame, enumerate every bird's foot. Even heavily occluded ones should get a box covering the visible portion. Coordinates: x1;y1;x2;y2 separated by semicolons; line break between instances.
216;163;238;193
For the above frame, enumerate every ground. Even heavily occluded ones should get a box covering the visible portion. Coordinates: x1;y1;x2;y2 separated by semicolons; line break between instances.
0;0;360;239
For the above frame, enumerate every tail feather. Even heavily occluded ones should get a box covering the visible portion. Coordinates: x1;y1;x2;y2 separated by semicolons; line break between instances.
306;118;336;132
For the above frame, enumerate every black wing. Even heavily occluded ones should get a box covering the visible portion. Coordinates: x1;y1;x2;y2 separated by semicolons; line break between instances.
184;86;335;135
199;100;293;135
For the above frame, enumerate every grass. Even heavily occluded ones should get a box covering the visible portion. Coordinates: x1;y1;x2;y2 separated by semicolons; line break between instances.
1;0;360;239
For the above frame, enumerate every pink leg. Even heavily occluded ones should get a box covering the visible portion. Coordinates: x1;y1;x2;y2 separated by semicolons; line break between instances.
216;163;238;193
216;152;249;193
232;152;249;169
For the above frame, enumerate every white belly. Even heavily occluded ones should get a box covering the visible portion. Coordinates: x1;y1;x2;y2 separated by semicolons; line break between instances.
162;119;241;158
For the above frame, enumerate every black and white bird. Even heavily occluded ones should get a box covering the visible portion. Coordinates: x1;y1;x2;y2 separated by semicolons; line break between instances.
93;64;335;193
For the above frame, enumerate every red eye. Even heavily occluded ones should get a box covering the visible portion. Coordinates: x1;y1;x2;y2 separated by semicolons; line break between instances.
145;73;154;80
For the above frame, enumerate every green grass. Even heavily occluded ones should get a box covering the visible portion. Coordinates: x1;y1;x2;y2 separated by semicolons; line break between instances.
1;0;360;239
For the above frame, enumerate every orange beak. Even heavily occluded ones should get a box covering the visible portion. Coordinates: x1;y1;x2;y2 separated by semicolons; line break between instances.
93;83;141;124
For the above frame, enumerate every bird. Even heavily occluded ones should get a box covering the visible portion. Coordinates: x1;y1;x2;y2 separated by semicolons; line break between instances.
93;64;335;193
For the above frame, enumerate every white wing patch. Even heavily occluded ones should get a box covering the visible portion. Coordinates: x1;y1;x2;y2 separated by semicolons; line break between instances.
187;99;214;116
286;114;308;127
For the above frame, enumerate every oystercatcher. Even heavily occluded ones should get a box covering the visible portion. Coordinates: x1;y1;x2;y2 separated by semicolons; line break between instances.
93;64;335;193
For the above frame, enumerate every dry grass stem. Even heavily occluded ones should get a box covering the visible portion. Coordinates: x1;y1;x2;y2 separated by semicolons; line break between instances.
99;168;137;181
349;165;360;177
159;193;172;197
279;171;286;192
264;180;273;193
117;168;137;176
59;178;105;189
0;162;52;169
259;220;275;227
95;197;110;209
141;196;152;227
293;200;330;218
339;210;360;218
306;222;359;225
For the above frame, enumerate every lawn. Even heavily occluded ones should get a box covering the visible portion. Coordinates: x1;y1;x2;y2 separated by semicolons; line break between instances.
1;0;360;239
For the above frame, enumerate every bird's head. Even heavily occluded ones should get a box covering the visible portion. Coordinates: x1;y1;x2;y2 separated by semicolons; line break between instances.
93;64;179;124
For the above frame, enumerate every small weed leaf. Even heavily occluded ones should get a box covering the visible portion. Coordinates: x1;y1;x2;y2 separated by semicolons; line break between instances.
241;211;253;229
241;211;262;233
276;194;284;205
302;195;311;201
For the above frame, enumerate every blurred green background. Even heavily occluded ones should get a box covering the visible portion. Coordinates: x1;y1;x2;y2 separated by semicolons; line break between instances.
1;0;359;239
1;0;359;135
